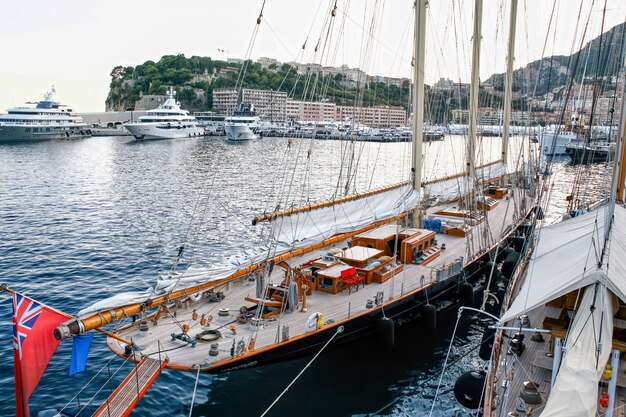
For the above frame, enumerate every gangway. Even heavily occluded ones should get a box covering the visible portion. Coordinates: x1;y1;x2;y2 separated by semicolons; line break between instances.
93;357;167;417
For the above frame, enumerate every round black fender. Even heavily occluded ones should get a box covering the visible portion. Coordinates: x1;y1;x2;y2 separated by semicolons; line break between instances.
459;282;474;306
421;304;437;330
454;370;486;409
377;316;395;349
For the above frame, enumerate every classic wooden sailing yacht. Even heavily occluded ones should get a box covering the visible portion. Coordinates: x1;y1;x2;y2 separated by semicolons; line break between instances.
47;1;538;379
447;6;626;417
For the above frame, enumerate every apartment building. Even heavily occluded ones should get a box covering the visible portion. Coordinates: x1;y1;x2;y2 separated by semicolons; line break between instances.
336;105;407;128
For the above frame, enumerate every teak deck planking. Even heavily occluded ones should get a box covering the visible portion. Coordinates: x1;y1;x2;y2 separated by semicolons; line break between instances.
108;190;529;371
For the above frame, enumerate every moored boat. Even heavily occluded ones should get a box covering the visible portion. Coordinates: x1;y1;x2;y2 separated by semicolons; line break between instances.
0;87;91;143
123;87;203;140
224;103;260;141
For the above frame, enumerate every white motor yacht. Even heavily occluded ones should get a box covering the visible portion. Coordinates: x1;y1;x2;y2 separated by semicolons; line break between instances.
224;103;260;141
0;86;90;143
124;88;203;140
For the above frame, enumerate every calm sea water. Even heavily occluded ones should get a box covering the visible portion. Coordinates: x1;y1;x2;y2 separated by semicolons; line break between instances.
0;135;599;417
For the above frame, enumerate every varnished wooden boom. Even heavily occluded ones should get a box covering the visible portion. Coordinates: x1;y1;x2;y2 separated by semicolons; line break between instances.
252;160;505;226
55;213;407;340
251;181;411;225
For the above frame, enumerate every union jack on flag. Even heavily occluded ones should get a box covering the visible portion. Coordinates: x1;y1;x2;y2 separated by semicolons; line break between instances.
11;290;68;417
12;293;44;359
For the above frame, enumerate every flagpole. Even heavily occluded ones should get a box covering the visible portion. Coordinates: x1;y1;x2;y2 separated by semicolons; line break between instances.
1;283;136;347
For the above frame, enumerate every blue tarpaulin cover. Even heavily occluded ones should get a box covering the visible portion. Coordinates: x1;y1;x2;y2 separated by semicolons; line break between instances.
424;219;442;233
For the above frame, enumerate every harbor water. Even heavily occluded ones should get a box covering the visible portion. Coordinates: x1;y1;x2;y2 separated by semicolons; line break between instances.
0;135;607;416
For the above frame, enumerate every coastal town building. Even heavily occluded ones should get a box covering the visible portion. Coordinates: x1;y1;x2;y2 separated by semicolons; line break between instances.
241;89;287;122
212;88;238;114
286;99;336;121
212;88;288;121
336;105;407;128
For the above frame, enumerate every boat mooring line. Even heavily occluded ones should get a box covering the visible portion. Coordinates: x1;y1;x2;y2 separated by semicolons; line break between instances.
259;326;344;417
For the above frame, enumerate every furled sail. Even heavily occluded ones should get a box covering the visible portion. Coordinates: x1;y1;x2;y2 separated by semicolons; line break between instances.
272;185;419;247
539;282;614;417
423;162;506;201
77;185;419;318
500;203;626;323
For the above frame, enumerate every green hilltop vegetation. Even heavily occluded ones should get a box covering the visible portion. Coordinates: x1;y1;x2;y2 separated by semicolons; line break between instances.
104;53;533;123
106;22;625;124
106;54;412;113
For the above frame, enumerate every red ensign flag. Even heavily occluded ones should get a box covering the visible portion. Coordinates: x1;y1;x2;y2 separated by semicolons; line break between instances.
12;292;69;417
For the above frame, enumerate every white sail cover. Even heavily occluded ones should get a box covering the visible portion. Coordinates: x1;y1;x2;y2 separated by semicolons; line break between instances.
540;281;613;417
423;162;506;201
500;203;626;323
272;185;420;247
78;186;419;317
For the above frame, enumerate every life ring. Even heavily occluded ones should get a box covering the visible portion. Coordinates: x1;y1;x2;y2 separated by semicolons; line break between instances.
195;329;222;342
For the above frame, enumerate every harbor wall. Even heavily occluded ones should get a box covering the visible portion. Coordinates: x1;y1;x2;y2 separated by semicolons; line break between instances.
78;111;148;126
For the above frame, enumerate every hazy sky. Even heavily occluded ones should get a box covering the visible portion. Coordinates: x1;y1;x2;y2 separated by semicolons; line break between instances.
1;0;624;112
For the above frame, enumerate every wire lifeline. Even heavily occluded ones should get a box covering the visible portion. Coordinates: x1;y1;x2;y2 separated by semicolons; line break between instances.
259;325;345;417
188;366;201;417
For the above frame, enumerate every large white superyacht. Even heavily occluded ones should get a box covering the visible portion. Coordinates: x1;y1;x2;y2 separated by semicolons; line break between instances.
123;88;203;140
0;87;90;143
224;103;260;141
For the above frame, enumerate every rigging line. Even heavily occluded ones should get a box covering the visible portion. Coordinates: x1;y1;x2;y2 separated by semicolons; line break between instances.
74;353;133;415
259;326;344;417
333;4;411;69
188;367;201;417
371;316;501;416
427;307;495;417
58;353;122;414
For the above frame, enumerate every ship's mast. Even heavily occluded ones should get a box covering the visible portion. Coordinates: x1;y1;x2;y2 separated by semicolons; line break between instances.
502;0;518;165
412;0;427;225
615;66;626;203
467;0;483;183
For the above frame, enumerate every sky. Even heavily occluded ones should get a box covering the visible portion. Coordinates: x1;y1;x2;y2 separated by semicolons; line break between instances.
0;0;624;112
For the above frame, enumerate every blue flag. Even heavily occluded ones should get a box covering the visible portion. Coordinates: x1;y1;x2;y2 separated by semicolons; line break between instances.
69;333;93;376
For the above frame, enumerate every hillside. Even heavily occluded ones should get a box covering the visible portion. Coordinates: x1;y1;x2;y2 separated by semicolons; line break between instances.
105;56;411;113
106;21;625;122
485;22;626;96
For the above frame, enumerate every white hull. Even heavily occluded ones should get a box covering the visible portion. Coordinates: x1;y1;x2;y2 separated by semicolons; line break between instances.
225;124;258;141
539;131;576;156
124;122;204;141
0;124;91;143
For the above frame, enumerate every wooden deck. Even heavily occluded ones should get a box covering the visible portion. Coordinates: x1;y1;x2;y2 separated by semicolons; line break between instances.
108;189;531;372
93;357;167;417
490;303;626;417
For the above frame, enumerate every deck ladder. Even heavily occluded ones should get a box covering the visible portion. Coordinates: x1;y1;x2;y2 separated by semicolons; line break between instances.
92;357;167;417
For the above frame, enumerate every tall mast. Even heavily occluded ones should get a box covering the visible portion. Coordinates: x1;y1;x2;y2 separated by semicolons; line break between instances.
412;0;426;209
467;0;483;181
502;0;518;165
614;66;626;202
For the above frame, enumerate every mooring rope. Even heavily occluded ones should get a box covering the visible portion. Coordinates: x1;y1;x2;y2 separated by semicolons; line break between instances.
259;326;345;417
